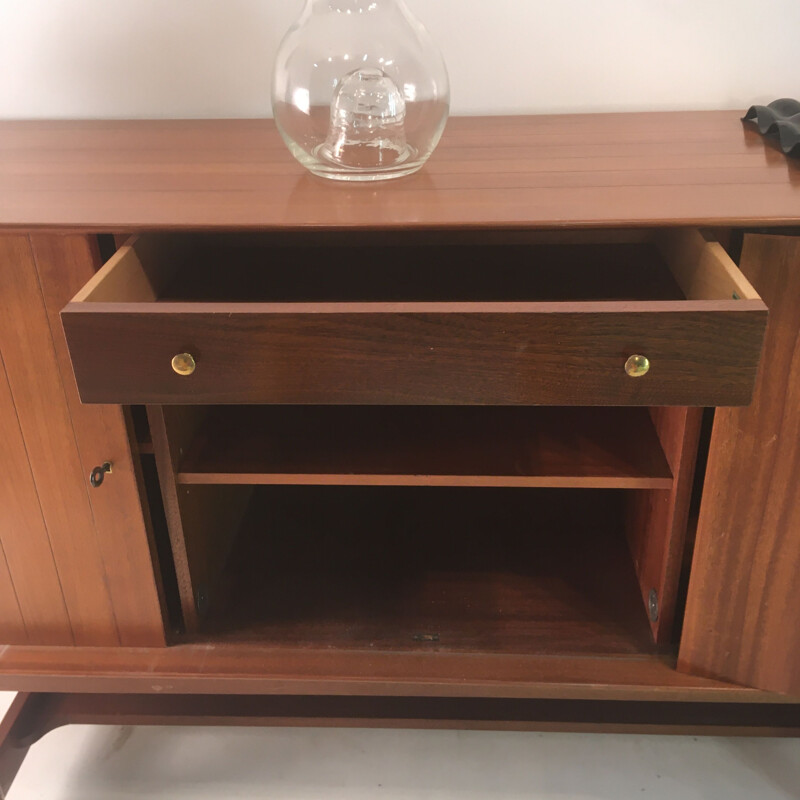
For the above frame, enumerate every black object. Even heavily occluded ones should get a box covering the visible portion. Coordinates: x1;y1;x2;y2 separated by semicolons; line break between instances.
90;462;113;488
742;98;800;158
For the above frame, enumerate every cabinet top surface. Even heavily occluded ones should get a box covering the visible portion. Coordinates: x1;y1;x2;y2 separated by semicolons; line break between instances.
1;111;798;231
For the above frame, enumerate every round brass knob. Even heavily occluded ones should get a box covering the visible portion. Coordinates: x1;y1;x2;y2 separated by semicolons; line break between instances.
625;354;650;378
171;353;196;376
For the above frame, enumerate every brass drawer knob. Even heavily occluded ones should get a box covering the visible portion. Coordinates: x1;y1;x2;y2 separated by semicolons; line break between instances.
172;353;196;376
625;354;650;378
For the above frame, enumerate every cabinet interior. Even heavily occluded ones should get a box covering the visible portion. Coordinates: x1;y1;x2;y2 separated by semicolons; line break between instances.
197;485;658;656
139;402;697;657
118;229;710;662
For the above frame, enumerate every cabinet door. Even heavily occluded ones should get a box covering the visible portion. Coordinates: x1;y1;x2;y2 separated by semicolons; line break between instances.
0;346;70;644
678;234;800;695
0;234;166;647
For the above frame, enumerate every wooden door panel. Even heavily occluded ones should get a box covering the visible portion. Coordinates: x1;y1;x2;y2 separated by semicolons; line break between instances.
0;352;72;645
0;233;165;647
678;234;800;695
0;354;32;645
0;235;119;645
30;235;167;646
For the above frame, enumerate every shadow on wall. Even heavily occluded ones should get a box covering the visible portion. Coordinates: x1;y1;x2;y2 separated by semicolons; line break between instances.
28;0;299;118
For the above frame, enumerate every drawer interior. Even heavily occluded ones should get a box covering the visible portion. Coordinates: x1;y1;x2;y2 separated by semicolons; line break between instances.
156;241;687;303
77;229;758;305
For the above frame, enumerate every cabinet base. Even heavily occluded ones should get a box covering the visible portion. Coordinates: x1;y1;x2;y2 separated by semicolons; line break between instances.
3;691;800;795
33;692;800;735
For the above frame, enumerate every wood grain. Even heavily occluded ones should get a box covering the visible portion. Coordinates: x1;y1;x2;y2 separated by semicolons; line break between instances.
0;535;25;646
0;643;785;704
72;235;184;303
655;228;760;301
679;234;800;696
29;235;167;647
0;235;118;646
63;305;766;407
625;407;703;644
0;352;71;645
177;406;673;489
0;357;29;643
0;113;797;231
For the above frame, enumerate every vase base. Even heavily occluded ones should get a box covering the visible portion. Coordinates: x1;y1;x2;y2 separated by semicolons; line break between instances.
305;162;426;181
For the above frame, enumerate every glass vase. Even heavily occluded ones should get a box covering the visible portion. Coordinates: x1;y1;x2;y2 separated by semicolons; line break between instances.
272;0;450;181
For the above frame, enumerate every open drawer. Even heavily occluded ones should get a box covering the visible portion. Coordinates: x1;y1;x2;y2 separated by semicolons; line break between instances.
61;229;767;406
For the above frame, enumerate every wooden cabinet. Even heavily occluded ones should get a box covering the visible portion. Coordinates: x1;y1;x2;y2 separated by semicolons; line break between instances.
0;114;799;759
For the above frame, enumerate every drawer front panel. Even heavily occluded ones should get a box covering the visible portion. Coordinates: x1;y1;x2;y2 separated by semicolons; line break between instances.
62;306;766;406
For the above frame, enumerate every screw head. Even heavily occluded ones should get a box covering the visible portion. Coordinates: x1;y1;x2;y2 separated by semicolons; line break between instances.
648;589;659;622
195;587;209;616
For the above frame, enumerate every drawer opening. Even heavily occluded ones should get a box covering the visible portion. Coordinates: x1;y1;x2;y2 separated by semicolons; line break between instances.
180;485;665;657
75;230;758;305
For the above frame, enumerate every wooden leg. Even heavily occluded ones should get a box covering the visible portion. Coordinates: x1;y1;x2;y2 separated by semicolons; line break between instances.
0;693;56;798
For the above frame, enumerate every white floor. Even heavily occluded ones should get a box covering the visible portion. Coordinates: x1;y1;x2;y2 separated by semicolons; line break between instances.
2;692;798;800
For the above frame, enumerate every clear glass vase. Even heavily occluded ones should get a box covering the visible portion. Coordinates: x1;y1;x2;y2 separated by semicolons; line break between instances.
272;0;450;181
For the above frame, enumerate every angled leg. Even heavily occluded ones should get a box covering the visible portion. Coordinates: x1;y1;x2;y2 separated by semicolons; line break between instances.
0;693;70;798
0;694;35;798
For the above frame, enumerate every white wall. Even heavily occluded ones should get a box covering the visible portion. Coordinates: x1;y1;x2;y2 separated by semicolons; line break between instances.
0;0;797;119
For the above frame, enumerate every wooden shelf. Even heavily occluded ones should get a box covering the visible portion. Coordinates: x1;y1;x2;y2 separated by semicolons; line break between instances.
177;406;673;490
198;487;658;657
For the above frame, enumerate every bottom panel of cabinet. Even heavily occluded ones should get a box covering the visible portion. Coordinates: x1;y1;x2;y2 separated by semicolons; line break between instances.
0;644;794;704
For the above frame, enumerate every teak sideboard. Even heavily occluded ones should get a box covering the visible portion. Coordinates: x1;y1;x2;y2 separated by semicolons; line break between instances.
0;111;799;787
